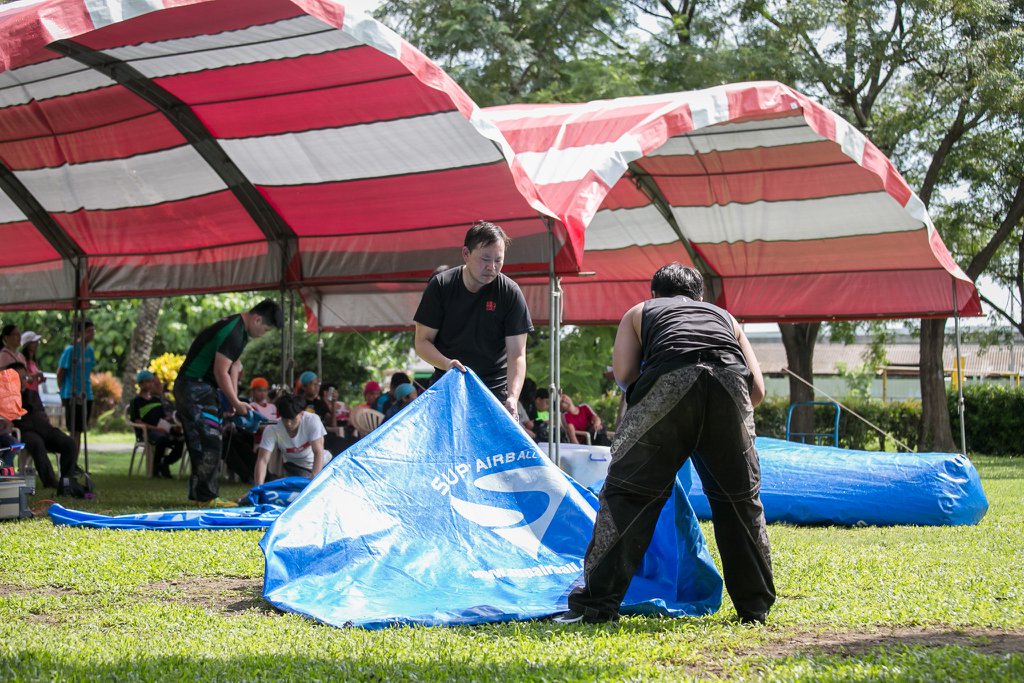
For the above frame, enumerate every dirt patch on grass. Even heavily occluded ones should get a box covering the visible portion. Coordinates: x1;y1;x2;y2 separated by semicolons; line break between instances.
694;626;1024;679
1;579;279;622
0;583;77;599
24;613;64;626
767;626;1024;658
140;577;279;615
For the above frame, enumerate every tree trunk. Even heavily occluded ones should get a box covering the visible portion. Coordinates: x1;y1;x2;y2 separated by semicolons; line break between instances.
779;322;820;442
918;318;956;452
120;297;164;410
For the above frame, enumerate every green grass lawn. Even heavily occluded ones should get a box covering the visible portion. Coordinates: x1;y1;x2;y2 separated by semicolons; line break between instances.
1;450;1022;681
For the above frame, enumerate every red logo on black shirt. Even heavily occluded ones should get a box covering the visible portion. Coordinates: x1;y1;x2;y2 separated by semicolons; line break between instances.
485;301;496;312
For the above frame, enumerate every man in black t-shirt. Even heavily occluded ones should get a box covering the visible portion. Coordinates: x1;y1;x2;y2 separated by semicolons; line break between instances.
176;298;282;507
414;221;533;418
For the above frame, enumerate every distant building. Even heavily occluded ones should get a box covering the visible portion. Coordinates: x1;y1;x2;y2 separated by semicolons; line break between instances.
749;333;1023;401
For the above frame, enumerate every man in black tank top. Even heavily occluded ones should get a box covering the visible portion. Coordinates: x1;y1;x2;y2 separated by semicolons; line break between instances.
554;263;776;625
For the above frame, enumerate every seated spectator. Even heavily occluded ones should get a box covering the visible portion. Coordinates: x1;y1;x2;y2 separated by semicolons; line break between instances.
221;376;276;484
534;388;551;421
358;381;382;411
20;331;45;393
296;371;337;430
530;388;571;444
560;391;609;445
9;362;76;489
0;324;26;370
321;383;349;426
345;380;381;442
383;383;417;421
0;367;26;470
376;372;411;415
296;371;351;455
156;381;181;433
248;377;278;420
254;395;327;485
130;370;184;479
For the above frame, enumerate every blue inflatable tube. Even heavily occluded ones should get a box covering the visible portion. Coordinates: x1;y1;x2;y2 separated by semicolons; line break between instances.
686;437;989;526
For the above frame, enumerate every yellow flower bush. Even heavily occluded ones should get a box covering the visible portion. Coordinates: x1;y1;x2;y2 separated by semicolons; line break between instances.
148;352;185;396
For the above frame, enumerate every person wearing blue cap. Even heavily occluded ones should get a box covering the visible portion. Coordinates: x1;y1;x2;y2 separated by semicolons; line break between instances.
176;298;282;507
296;370;348;455
383;383;417;422
296;371;332;428
130;369;183;479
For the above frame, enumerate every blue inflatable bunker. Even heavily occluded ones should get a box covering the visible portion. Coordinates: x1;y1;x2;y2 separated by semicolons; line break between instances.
259;370;723;628
686;437;989;526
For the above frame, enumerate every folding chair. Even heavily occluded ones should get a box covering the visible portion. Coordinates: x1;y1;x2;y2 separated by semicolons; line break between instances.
352;408;385;437
8;427;24;469
128;419;155;477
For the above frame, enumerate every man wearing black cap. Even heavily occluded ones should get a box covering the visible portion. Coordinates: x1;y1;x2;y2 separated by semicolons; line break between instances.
176;298;282;507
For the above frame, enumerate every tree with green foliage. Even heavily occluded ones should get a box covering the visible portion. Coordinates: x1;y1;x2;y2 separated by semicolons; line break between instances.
378;0;642;104
526;325;617;401
712;0;1024;450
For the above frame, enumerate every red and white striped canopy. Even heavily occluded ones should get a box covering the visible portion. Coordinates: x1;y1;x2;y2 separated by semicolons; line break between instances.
0;0;570;310
306;82;980;331
488;82;980;323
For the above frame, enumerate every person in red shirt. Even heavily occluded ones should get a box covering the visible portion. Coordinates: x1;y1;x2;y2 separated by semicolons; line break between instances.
559;392;605;445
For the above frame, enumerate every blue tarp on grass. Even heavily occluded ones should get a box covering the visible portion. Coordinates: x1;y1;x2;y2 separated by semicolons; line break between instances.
259;369;723;628
48;478;310;530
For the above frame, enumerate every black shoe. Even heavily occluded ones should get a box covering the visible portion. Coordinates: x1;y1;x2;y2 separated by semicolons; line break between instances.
738;612;767;625
550;609;618;625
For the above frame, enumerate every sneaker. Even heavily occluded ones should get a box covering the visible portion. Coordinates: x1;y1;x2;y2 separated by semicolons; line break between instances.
195;497;238;508
550;609;617;625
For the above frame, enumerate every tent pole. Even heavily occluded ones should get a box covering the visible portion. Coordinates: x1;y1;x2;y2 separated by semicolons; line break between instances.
316;297;323;379
72;259;88;475
546;217;561;466
287;289;296;389
952;278;967;455
280;286;288;390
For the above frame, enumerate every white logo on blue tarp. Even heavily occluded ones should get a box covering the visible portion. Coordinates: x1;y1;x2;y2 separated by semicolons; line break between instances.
448;465;571;559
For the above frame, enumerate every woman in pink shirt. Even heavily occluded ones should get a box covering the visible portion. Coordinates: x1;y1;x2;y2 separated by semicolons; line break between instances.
20;331;45;393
